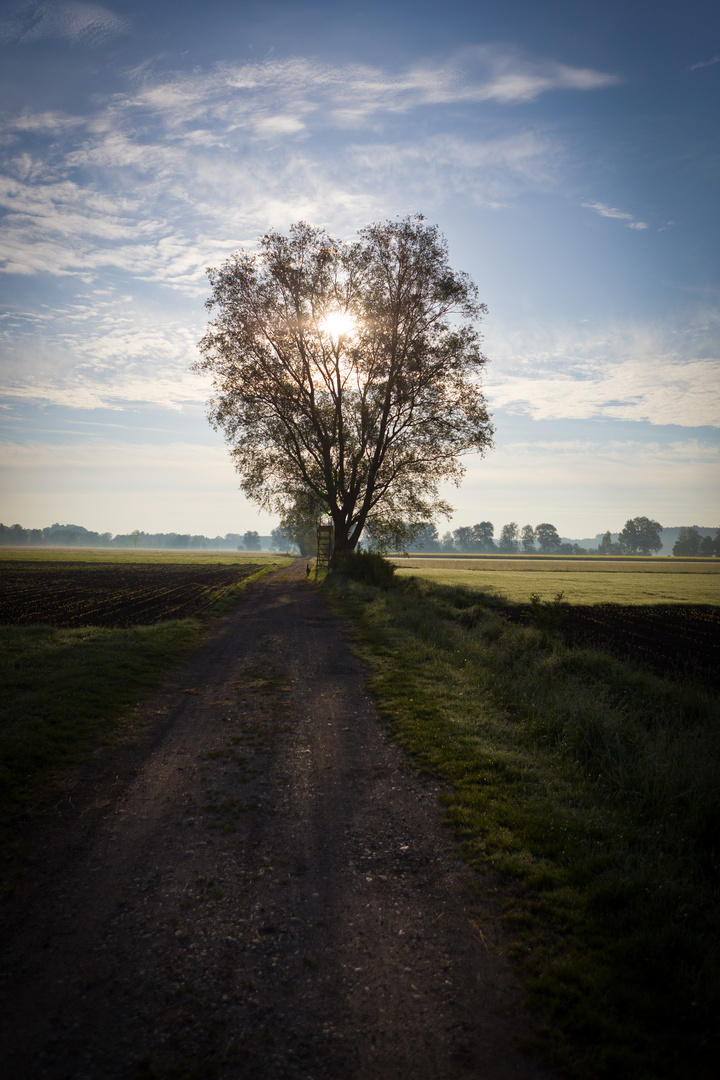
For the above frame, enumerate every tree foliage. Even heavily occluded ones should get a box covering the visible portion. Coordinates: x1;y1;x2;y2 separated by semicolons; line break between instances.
535;522;562;554
498;521;519;553
672;526;701;557
195;216;493;552
618;516;662;556
272;491;324;557
520;524;536;553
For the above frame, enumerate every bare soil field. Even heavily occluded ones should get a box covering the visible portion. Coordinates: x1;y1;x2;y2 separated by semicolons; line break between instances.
0;560;553;1080
507;603;720;691
0;561;264;626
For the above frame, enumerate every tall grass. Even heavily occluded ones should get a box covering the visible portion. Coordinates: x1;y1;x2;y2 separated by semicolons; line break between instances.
325;571;720;1078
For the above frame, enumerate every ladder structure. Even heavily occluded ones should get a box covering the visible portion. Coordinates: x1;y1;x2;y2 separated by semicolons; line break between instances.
316;522;334;568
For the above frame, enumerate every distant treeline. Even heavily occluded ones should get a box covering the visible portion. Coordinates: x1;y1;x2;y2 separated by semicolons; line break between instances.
2;519;718;557
0;523;277;551
401;519;720;557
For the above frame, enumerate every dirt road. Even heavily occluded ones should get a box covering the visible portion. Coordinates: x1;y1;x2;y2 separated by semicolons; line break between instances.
0;561;554;1079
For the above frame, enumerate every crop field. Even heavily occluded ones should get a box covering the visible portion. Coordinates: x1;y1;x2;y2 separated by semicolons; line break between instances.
393;556;720;605
0;551;291;810
511;602;719;690
0;547;288;565
0;559;267;627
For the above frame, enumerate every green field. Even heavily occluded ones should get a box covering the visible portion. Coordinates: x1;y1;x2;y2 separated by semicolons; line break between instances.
393;555;720;605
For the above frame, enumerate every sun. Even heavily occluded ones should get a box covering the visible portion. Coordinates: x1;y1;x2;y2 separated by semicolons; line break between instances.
320;310;356;342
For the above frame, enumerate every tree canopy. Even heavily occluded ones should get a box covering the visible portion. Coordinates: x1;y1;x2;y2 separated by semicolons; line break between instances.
618;516;662;556
535;522;562;554
195;215;493;552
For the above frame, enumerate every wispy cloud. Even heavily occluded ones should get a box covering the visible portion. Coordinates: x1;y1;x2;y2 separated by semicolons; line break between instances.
115;49;618;128
0;2;129;47
582;200;649;230
0;295;208;409
689;54;720;71
486;319;720;428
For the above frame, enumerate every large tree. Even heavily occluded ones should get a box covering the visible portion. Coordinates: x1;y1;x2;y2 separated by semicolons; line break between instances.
618;516;662;556
195;216;493;553
535;522;562;554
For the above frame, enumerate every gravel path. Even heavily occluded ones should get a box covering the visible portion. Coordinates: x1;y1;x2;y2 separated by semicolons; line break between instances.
0;560;555;1079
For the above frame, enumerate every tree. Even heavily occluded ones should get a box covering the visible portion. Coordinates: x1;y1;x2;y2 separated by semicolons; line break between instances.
469;521;495;552
452;526;475;553
273;492;324;557
699;534;714;557
195;216;493;554
618;516;662;556
498;522;519;553
598;530;614;555
520;524;536;553
672;526;701;557
535;523;561;554
407;523;440;552
242;530;262;550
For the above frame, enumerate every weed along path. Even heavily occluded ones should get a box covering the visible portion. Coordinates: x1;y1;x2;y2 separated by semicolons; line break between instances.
0;560;553;1080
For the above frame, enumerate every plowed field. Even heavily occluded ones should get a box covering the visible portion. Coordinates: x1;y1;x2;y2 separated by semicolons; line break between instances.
505;603;720;691
0;561;263;627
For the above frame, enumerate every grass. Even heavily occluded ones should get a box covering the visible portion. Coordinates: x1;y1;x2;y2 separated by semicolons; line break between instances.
0;554;292;816
323;569;720;1078
393;562;720;605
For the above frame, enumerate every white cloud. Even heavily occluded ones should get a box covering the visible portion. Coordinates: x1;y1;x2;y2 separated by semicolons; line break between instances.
346;131;559;205
485;320;720;428
0;295;210;409
689;54;720;71
582;200;649;230
114;49;617;133
0;2;128;47
0;45;620;289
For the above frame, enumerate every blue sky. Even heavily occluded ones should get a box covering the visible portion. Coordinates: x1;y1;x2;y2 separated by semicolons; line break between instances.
1;0;718;538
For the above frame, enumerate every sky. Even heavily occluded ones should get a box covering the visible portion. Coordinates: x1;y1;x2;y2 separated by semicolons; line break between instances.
0;0;718;540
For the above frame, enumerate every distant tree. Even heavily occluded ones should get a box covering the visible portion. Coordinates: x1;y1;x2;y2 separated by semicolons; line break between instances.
242;530;262;550
520;524;536;553
598;530;619;555
0;523;27;545
440;531;455;552
618;516;662;556
452;526;475;553
535;523;562;554
673;526;701;557
498;522;519;553
699;534;714;557
714;529;720;558
270;526;291;551
276;492;323;558
195;216;493;555
407;523;440;552
471;521;495;552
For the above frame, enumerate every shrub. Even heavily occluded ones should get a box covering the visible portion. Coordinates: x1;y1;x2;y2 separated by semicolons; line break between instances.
332;550;396;588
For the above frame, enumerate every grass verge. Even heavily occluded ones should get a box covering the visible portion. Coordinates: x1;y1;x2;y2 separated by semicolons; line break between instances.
323;570;720;1079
